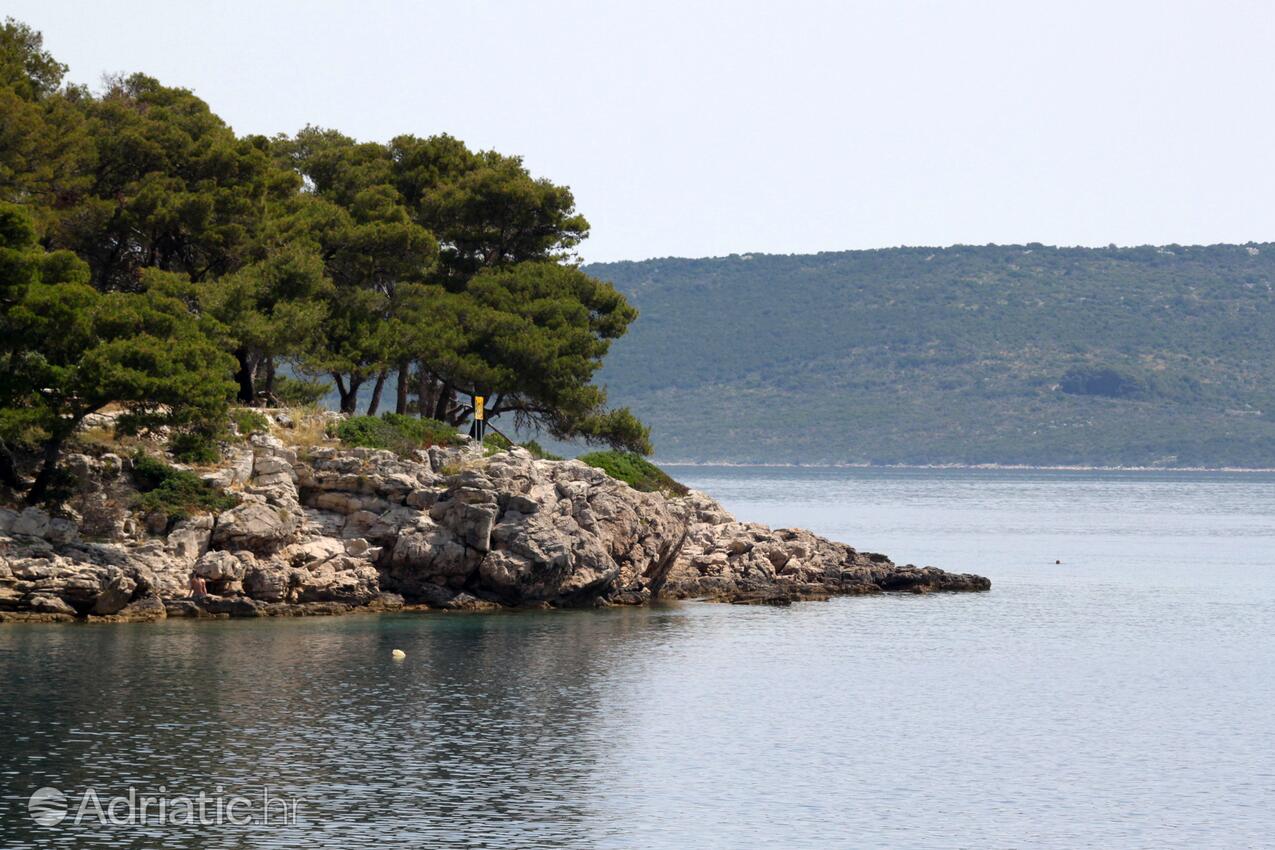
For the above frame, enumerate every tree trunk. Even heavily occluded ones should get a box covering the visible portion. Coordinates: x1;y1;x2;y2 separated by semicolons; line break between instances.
234;347;256;404
395;361;410;415
263;356;277;401
25;429;70;505
432;383;452;422
0;439;21;489
366;369;388;415
333;373;362;415
418;368;436;419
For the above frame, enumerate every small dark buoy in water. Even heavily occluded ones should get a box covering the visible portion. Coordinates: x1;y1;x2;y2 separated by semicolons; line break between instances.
1055;559;1062;564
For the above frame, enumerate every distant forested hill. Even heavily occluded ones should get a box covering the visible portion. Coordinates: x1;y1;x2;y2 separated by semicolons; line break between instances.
585;244;1275;467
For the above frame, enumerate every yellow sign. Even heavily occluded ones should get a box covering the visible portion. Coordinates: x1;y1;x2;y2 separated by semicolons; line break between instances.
474;395;484;420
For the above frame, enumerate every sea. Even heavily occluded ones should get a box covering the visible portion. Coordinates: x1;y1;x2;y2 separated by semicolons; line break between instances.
1;466;1273;848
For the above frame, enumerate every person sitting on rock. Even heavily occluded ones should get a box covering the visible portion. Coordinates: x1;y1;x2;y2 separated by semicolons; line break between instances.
189;572;208;599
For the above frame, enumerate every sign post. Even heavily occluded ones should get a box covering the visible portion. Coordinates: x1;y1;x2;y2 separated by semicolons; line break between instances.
470;395;486;442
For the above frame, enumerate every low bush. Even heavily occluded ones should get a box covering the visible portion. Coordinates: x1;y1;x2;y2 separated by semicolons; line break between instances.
333;413;462;455
482;432;512;455
577;451;688;496
168;430;221;465
132;452;238;521
230;408;270;437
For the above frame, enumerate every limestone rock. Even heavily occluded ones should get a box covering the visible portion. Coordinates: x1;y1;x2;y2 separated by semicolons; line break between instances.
281;537;345;566
429;496;497;552
195;550;246;582
12;507;51;538
92;570;137;615
211;501;299;555
199;594;262;617
243;560;296;603
294;555;379;604
167;516;213;563
26;593;76;615
0;428;989;621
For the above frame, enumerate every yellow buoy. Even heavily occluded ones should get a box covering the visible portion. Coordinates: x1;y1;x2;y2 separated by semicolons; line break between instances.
391;649;406;660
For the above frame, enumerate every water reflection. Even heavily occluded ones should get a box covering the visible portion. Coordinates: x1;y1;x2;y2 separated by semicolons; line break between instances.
0;608;693;848
3;468;1275;848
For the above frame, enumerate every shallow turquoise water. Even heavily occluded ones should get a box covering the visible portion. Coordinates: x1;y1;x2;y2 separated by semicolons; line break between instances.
2;467;1273;848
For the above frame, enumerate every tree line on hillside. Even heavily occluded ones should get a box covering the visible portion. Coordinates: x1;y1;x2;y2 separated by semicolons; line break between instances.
589;243;1275;466
0;18;649;503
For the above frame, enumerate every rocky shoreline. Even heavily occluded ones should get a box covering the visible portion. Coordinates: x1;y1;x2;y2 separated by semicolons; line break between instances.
0;427;990;624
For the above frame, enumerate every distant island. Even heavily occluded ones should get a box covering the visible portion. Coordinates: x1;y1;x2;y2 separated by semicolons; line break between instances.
589;245;1275;468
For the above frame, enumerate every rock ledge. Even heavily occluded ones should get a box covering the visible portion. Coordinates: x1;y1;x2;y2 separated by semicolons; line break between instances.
1;436;989;622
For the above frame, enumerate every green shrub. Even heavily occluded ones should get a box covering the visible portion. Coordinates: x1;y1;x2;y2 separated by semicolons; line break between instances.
330;416;381;447
132;452;238;522
273;375;330;407
484;432;512;450
33;465;77;507
230;408;270;437
577;451;688;496
482;432;512;455
168;430;221;464
333;413;462;455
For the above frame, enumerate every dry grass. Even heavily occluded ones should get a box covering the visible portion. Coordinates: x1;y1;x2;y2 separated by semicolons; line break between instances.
282;407;339;453
73;426;145;455
438;455;487;477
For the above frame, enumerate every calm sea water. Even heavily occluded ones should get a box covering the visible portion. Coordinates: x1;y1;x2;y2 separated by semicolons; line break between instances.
2;467;1273;849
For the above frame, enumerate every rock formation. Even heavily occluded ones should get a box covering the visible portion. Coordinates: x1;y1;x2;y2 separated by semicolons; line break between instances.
0;426;989;623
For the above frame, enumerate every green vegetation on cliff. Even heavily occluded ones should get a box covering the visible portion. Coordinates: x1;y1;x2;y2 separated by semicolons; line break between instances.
579;451;688;496
334;414;462;455
589;246;1275;467
0;17;647;505
132;453;238;522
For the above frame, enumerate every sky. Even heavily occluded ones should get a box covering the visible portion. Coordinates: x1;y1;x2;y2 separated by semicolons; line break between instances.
9;0;1275;263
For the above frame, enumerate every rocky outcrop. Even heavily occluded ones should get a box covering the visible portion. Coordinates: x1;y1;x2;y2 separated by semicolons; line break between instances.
658;492;991;603
1;429;989;623
0;534;169;622
210;502;299;555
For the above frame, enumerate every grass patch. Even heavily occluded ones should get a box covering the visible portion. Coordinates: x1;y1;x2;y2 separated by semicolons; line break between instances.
73;425;144;454
288;409;337;454
230;409;270;438
332;413;462;455
132;452;238;521
577;451;688;496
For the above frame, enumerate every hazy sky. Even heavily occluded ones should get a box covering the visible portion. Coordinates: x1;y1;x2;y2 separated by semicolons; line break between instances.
9;0;1275;262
